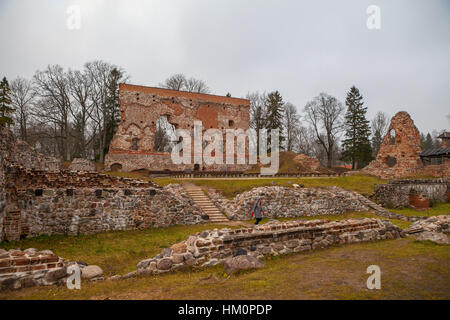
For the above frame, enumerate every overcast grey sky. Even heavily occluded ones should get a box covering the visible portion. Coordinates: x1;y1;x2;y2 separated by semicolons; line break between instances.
0;0;449;134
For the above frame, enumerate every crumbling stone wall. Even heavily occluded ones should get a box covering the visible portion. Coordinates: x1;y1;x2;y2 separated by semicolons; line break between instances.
362;111;449;178
0;128;60;171
0;128;210;242
1;183;206;241
0;248;67;291
136;218;403;275
105;84;252;172
370;179;449;208
209;186;370;220
68;158;96;172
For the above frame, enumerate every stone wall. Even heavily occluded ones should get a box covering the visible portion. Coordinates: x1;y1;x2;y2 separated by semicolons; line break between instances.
136;218;403;275
209;186;370;221
0;128;60;171
68;158;96;172
362;111;449;178
0;248;67;291
370;179;449;208
2;183;206;241
105;84;252;172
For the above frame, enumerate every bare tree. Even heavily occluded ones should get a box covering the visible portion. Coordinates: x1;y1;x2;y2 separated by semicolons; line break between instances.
247;91;267;155
10;77;36;142
160;73;186;91
68;69;95;158
33;65;73;161
371;111;389;157
184;77;210;94
160;74;210;94
153;115;174;152
292;126;315;155
283;102;300;151
85;61;127;162
303;93;344;167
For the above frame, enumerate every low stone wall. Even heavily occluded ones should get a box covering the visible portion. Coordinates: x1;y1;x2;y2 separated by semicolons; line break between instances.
8;165;157;189
370;179;449;208
68;158;96;172
136;218;404;275
2;184;206;241
0;248;67;291
209;186;370;221
404;215;450;235
0;128;60;171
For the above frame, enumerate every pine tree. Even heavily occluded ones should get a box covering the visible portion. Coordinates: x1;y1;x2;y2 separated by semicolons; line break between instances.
0;77;14;127
341;86;372;169
265;90;285;151
104;68;123;155
420;133;427;150
424;133;433;150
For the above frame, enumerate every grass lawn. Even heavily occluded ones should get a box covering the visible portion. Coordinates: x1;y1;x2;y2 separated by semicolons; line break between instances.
1;237;448;300
0;209;448;300
0;223;241;277
391;202;450;217
150;174;387;198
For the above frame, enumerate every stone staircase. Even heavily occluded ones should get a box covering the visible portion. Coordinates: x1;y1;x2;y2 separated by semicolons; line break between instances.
183;185;229;223
354;193;425;222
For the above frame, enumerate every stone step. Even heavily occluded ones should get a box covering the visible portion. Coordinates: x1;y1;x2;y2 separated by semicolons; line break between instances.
183;185;229;222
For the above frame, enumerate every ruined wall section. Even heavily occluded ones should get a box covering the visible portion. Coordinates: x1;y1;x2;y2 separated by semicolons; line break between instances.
136;218;404;275
370;179;449;208
362;112;423;178
209;186;370;221
105;84;252;172
0;128;60;171
362;111;449;178
2;182;206;241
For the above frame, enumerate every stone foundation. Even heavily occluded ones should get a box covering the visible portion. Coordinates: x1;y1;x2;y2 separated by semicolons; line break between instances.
68;158;96;172
2;183;205;241
209;186;370;221
136;218;404;275
370;179;449;208
0;248;67;291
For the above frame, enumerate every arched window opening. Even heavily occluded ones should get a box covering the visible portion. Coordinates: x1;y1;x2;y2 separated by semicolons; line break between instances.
131;138;139;150
389;129;396;145
154;115;176;152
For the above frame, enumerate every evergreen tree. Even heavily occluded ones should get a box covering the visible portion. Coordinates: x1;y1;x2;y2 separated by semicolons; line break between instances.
265;90;285;151
104;68;124;155
0;77;14;127
341;86;372;169
422;133;434;150
420;133;427;150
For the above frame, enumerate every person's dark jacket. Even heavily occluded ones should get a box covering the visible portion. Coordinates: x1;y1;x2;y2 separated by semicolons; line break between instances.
251;199;264;219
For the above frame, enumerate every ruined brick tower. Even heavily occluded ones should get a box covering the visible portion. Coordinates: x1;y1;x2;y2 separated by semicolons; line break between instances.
105;84;251;172
362;111;449;178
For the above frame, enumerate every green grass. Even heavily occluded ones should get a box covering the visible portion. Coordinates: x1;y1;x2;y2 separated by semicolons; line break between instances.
151;174;387;199
391;202;450;217
1;237;448;300
0;223;240;277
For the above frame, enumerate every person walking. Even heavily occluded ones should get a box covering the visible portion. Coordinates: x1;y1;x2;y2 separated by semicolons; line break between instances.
251;198;264;225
